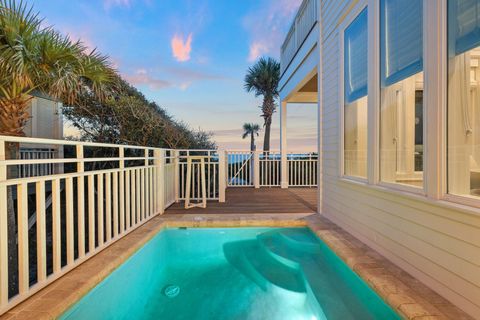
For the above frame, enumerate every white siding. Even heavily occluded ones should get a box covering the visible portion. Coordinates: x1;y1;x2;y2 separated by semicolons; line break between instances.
320;0;480;318
23;96;63;140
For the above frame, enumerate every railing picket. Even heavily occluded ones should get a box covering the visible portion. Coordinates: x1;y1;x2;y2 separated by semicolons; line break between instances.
66;177;74;264
126;170;131;229
136;168;141;223
97;174;104;246
36;181;47;282
113;171;119;238
77;176;85;258
105;172;112;242
52;178;61;272
119;170;125;234
17;182;29;294
1;180;9;304
88;175;95;253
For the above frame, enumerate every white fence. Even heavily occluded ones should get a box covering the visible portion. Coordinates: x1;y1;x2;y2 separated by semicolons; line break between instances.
18;148;56;178
226;150;317;188
288;153;318;187
0;135;316;314
280;0;318;74
0;136;172;314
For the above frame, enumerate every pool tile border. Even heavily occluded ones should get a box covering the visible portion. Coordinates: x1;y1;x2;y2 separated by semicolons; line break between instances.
0;213;471;320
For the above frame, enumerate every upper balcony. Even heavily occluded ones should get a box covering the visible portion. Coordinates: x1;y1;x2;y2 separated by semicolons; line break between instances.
279;0;319;101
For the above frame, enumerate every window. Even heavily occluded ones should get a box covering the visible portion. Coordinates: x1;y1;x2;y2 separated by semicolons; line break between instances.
448;0;480;197
344;8;368;178
380;0;424;188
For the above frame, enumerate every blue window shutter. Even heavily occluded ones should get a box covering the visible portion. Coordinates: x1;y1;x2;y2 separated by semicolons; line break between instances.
344;8;368;104
449;0;480;56
380;0;423;87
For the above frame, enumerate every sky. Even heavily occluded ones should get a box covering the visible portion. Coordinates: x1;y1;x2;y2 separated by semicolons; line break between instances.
31;0;317;151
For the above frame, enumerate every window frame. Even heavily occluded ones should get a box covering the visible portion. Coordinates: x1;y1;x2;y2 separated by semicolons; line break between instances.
339;0;369;183
376;0;427;194
339;0;480;210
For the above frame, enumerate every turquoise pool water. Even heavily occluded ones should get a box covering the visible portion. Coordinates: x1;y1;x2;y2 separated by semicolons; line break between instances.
60;228;400;320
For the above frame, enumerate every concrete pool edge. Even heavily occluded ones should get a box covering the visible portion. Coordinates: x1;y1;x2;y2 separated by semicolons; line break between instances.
1;213;471;320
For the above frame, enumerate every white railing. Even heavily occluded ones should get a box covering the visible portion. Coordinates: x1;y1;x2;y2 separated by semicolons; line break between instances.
280;0;318;74
288;153;318;187
227;151;254;187
164;150;176;207
0;136;173;314
225;150;318;188
177;150;222;200
0;136;315;314
18;148;56;178
260;152;282;187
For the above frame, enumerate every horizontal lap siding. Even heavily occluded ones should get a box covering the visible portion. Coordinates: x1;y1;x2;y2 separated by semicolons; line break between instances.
320;0;480;317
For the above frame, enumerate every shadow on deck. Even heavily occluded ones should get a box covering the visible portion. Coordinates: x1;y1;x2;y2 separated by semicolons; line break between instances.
165;187;317;214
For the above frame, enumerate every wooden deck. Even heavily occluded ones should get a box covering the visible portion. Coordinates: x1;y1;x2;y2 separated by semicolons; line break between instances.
165;187;317;214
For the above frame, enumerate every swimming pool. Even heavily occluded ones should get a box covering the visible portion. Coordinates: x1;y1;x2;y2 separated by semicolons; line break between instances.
60;227;400;319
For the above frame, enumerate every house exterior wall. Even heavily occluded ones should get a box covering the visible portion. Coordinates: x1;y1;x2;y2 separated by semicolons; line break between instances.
23;96;63;140
312;0;480;318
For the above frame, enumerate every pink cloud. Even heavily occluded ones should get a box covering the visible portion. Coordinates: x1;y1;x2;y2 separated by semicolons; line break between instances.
248;42;269;62
171;33;193;62
243;0;303;61
123;69;171;90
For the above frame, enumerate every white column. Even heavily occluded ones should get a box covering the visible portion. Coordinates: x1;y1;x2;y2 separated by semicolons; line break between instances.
218;150;226;202
254;150;260;188
154;149;165;214
280;100;288;188
0;140;8;305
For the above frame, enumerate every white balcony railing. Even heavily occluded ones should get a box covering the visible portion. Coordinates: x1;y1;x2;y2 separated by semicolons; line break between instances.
280;0;318;74
0;135;316;314
226;150;318;188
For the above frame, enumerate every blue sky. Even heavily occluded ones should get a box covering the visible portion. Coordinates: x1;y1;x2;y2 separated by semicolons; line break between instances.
31;0;317;151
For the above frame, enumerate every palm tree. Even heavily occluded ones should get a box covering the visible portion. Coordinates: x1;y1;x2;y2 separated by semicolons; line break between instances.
242;123;260;151
0;0;115;295
244;57;280;152
0;0;115;137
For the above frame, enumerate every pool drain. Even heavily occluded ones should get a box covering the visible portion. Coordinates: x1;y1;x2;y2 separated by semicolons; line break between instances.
164;285;180;298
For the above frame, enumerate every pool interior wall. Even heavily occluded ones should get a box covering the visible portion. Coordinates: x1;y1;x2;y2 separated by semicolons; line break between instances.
60;227;401;320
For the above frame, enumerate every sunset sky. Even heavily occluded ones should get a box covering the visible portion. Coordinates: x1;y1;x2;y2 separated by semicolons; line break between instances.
32;0;317;151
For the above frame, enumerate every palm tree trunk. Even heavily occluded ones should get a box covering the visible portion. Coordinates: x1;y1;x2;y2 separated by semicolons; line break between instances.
0;95;32;137
250;133;255;152
261;94;275;153
263;117;272;152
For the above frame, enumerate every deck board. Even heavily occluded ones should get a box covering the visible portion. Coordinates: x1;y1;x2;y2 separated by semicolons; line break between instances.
165;187;317;214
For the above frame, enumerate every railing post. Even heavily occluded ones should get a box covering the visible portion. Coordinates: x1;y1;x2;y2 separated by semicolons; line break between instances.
0;140;8;306
154;149;165;214
218;150;226;202
76;143;86;258
254;151;260;188
173;150;180;202
280;101;289;188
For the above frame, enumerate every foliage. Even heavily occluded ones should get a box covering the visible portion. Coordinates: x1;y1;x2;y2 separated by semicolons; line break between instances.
0;0;116;136
242;122;260;152
242;123;260;139
244;57;280;152
63;77;216;149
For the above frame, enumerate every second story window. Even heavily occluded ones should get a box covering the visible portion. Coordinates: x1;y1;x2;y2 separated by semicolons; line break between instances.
344;8;368;178
380;0;424;188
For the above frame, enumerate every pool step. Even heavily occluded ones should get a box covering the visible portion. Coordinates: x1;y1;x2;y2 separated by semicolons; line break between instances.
224;239;306;294
259;231;356;319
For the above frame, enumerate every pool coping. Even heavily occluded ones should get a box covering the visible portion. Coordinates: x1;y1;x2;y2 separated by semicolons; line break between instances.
0;213;472;320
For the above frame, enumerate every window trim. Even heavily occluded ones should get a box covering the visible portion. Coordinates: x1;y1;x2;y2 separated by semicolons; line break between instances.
341;0;480;208
375;0;427;194
339;0;369;183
